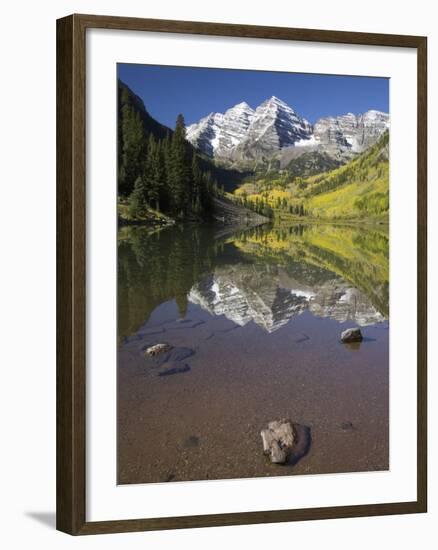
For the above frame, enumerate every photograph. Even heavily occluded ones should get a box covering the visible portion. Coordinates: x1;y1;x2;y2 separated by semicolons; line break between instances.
116;64;390;485
1;0;431;543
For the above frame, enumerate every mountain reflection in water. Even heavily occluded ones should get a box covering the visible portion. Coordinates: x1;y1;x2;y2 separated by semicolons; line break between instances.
118;222;388;340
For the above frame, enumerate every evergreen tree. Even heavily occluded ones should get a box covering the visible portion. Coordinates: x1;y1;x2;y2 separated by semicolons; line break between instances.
144;135;164;211
160;132;172;211
200;170;214;215
154;139;167;211
191;153;202;214
168;114;191;216
119;94;145;196
128;176;147;218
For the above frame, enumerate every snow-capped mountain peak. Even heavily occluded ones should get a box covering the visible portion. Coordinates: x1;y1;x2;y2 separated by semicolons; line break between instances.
262;95;294;110
245;96;312;150
186;96;313;160
186;100;256;156
228;101;254;112
313;109;389;152
186;98;389;161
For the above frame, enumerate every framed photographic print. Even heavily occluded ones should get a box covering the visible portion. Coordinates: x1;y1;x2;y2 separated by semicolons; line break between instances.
56;14;427;535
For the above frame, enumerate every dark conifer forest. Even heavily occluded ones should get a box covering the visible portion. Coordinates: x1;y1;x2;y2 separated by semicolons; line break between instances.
118;80;240;221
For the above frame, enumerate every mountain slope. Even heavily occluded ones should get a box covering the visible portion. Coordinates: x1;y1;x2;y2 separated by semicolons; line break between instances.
187;96;313;161
231;96;313;161
186;96;389;165
314;110;389;152
282;150;343;179
230;131;389;221
118;80;246;194
212;196;269;227
302;131;389;219
118;79;170;141
186;102;256;158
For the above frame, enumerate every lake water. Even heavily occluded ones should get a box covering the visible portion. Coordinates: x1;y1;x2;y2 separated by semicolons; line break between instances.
117;222;389;484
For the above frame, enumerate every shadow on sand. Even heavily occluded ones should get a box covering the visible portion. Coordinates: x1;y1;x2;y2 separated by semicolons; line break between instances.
288;424;312;466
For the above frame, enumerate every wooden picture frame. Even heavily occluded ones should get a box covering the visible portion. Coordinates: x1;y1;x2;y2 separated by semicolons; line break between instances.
57;13;427;535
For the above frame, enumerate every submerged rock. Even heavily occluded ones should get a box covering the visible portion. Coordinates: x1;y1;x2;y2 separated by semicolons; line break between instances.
261;419;295;464
341;327;363;343
144;343;172;357
144;345;195;376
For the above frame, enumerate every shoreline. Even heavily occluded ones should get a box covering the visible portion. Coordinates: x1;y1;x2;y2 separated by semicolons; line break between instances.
117;216;389;232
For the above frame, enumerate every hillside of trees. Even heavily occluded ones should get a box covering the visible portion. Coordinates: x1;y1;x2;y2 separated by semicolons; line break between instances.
301;131;389;219
118;80;246;223
299;132;389;196
230;131;389;221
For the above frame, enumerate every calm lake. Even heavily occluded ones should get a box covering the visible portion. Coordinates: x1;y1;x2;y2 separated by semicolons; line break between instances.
117;222;389;484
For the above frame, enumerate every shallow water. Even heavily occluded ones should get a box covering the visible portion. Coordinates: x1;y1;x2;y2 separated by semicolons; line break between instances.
117;222;389;484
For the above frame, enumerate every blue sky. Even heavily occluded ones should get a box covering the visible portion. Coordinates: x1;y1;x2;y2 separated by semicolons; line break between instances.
118;64;389;129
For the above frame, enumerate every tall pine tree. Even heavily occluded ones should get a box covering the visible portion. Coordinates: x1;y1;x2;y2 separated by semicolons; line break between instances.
168;114;191;216
119;89;146;196
191;153;202;214
128;176;147;217
144;135;160;211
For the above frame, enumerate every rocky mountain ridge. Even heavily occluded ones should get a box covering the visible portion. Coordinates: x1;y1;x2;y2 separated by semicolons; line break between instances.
186;96;389;163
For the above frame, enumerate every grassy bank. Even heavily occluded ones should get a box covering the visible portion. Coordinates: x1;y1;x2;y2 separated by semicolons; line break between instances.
118;198;175;227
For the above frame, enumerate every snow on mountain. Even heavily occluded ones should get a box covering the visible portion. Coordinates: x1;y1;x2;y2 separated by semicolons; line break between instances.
294;135;319;148
187;96;312;161
186;97;389;161
313;110;390;152
234;96;313;155
186;102;255;157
